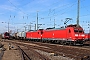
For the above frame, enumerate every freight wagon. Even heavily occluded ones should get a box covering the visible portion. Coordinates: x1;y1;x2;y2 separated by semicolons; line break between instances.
12;31;27;40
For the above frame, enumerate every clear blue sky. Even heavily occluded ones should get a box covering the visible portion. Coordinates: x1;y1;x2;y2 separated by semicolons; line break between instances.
0;0;90;33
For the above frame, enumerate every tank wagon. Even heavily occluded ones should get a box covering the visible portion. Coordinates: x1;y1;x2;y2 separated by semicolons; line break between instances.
12;33;17;39
17;32;22;39
12;31;26;40
21;31;26;39
26;24;86;45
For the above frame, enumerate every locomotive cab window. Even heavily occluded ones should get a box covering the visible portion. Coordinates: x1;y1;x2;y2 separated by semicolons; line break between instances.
74;30;78;33
74;30;83;33
79;30;83;33
5;33;9;36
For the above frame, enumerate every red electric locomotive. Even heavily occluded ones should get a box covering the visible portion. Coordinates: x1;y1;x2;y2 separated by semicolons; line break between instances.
2;32;10;39
26;29;43;41
26;24;86;45
42;24;85;45
26;30;40;39
85;33;90;41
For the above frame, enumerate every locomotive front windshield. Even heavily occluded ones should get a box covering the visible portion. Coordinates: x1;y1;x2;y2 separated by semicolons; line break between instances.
74;30;83;33
5;33;10;36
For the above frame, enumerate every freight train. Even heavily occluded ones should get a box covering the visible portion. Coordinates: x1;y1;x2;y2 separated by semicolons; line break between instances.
2;24;87;45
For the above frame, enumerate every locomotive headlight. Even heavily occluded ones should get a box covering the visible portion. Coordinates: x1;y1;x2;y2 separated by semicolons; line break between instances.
81;34;85;37
75;34;78;36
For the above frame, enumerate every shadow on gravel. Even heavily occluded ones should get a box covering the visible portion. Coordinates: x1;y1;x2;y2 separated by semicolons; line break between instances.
83;44;90;46
81;55;90;60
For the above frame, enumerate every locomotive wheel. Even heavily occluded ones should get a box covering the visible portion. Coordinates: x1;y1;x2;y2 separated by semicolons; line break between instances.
69;41;76;46
60;41;65;45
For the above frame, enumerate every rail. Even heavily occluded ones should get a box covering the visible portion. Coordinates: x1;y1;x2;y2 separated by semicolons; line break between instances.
18;46;31;60
0;51;4;60
23;45;50;60
6;40;90;60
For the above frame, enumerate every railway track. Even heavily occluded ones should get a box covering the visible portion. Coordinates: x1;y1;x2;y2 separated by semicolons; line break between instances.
27;41;90;60
13;41;51;60
4;39;90;60
18;46;31;60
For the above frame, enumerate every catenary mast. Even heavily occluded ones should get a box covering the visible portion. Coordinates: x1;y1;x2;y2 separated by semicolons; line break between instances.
77;0;80;27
